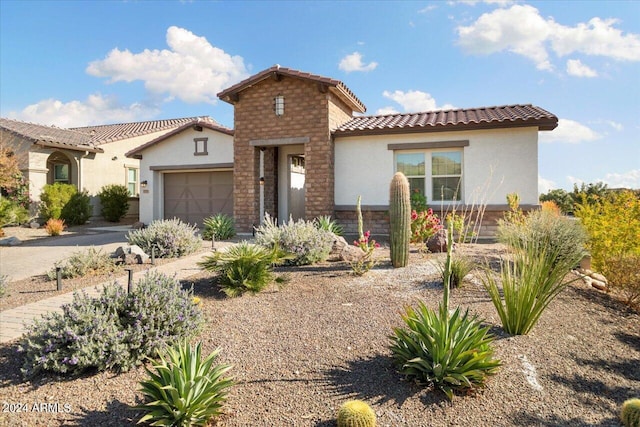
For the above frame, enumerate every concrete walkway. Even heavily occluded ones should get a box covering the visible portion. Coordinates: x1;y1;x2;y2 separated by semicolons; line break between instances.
0;243;231;343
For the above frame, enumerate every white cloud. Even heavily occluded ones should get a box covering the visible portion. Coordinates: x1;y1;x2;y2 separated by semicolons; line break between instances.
538;175;556;194
539;119;601;144
382;90;455;112
87;26;248;104
601;169;640;189
338;52;378;73
606;120;624;131
7;94;159;128
375;106;400;115
566;59;598;77
456;5;640;71
418;5;437;13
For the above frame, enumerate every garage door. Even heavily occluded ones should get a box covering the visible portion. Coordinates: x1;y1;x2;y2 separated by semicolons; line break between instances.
163;171;233;226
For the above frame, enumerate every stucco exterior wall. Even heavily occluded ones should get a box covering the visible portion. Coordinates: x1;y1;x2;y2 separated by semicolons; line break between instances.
134;128;234;224
334;127;539;207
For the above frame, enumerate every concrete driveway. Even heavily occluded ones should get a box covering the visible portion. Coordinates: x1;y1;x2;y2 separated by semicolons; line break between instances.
0;227;130;282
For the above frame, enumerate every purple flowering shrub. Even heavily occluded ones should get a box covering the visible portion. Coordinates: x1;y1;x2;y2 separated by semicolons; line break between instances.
127;218;201;258
18;272;204;378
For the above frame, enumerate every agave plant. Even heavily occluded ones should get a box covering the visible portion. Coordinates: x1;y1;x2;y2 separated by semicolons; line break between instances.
202;213;236;241
136;341;233;427
314;215;344;236
390;222;500;400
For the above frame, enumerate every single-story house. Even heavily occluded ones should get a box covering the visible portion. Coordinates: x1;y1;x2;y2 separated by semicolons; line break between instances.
0;116;216;218
128;65;558;237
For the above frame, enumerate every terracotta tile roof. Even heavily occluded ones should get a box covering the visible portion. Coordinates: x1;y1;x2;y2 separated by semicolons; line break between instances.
126;118;234;158
0;117;103;153
334;104;558;136
218;65;367;113
71;116;218;145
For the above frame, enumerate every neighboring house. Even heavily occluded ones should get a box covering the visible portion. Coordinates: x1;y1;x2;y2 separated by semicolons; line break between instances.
0;116;214;219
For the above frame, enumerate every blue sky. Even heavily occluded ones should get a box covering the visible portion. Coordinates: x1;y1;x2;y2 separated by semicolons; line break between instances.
1;0;638;192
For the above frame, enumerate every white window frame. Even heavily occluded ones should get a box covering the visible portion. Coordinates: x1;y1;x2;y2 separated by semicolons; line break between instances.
126;167;139;197
395;148;463;204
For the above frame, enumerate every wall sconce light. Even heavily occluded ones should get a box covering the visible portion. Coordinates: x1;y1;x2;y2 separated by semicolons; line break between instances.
141;180;148;188
259;177;265;185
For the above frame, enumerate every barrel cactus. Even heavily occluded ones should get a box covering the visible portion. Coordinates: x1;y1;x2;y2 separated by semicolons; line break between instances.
621;398;640;427
337;400;376;427
389;172;411;268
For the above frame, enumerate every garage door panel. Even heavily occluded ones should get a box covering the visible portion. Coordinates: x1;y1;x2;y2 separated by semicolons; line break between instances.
163;171;233;227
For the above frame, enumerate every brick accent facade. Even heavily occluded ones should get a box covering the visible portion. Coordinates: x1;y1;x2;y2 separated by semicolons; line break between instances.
231;75;354;232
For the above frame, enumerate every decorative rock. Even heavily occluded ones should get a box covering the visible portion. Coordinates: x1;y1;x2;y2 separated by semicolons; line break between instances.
113;244;149;264
328;235;349;261
29;221;40;229
591;279;607;291
341;245;366;263
591;272;608;284
578;268;593;276
426;229;447;253
0;236;22;246
582;276;593;287
131;222;145;230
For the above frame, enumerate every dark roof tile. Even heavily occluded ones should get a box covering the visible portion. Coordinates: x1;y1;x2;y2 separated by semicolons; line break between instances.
334;104;558;136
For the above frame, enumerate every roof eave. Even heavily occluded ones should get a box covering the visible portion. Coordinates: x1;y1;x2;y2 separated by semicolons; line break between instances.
333;119;558;138
35;141;103;153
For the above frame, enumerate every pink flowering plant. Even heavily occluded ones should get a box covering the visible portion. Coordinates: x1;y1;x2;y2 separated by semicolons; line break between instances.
410;208;443;244
351;230;380;276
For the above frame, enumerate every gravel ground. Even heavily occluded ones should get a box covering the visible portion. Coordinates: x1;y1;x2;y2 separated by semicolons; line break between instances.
0;244;638;427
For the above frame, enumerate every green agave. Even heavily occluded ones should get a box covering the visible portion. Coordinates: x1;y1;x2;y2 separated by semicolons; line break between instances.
136;341;233;426
390;301;501;400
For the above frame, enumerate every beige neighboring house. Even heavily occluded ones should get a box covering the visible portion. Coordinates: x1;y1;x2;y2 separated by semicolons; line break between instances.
0;116;215;219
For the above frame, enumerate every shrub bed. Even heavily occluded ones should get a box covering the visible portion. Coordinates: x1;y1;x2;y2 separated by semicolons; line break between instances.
127;218;201;258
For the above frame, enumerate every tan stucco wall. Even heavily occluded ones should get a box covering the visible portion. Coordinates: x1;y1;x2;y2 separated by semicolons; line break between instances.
134;128;234;224
334;127;540;207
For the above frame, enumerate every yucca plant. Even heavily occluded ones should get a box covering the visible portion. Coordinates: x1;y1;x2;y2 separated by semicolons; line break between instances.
198;242;291;297
315;215;343;236
482;238;584;335
202;213;236;241
137;341;233;426
390;222;500;400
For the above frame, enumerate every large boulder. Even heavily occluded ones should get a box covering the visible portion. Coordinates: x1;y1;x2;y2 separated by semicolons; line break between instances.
113;244;149;265
329;235;366;262
0;236;22;247
426;229;447;253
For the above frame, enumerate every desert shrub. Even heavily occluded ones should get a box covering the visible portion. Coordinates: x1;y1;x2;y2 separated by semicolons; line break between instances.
98;184;130;222
497;209;587;268
47;247;120;280
337;400;376;427
0;275;7;298
437;255;473;288
127;218;201;258
40;183;76;220
199;242;290;297
483;237;584;335
137;341;233;427
60;191;92;225
390;301;500;400
539;188;575;214
19;271;204;377
255;214;334;266
315;215;343;236
575;190;640;272
44;218;65;236
410;208;442;243
540;200;561;215
601;255;640;308
202;213;236;241
0;198;29;226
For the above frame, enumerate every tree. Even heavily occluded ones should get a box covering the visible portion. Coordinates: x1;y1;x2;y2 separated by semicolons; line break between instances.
0;147;21;191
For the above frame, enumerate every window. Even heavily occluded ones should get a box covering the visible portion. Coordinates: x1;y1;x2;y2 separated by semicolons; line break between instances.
127;168;138;196
54;164;69;183
395;150;462;202
274;95;284;116
194;138;208;156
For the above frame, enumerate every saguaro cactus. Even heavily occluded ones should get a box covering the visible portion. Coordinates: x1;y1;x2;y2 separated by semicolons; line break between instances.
389;172;411;268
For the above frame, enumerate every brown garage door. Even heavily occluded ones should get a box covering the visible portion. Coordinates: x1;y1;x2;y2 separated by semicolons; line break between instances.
163;171;233;226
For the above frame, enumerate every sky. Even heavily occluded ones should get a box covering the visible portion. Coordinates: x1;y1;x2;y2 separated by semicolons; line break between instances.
1;0;638;193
